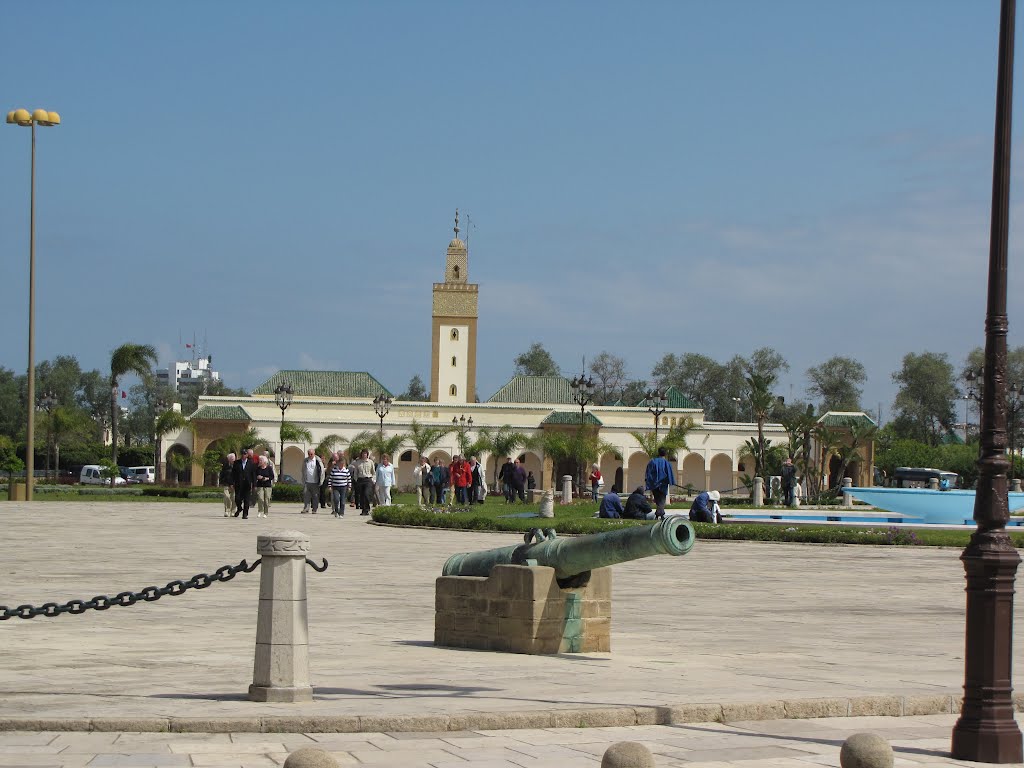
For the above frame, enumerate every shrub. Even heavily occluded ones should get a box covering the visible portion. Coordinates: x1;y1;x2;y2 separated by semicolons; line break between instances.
272;484;304;503
141;487;189;498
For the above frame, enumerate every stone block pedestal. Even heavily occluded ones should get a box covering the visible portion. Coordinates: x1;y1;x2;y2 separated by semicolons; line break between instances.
435;565;611;654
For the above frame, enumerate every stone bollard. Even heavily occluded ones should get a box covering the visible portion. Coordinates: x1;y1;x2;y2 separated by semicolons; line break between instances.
842;477;853;508
839;732;893;768
752;476;763;507
284;748;338;768
562;475;573;504
249;530;313;702
1014;478;1022;493
602;741;656;767
538;490;554;518
927;477;939;490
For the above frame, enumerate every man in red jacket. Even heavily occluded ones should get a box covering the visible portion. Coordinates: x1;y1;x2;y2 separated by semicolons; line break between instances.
450;455;471;504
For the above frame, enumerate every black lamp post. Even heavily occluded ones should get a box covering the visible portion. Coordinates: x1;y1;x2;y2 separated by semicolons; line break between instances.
373;393;392;436
951;0;1024;760
153;398;167;483
965;367;984;442
452;414;473;454
40;391;56;483
570;373;596;491
274;383;293;477
646;388;668;444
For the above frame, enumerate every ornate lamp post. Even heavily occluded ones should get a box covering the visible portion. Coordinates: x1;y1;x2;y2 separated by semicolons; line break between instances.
645;388;668;444
153;398;167;483
570;373;596;491
951;0;1024;760
373;393;392;436
452;414;473;454
274;383;293;477
40;391;56;483
6;107;60;500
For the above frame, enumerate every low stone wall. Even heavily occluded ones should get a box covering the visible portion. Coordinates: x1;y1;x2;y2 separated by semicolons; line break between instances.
434;564;610;654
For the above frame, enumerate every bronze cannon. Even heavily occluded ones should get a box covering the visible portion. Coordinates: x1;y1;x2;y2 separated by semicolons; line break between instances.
441;517;695;584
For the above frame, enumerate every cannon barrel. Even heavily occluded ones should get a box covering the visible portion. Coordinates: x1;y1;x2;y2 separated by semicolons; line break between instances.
441;517;695;580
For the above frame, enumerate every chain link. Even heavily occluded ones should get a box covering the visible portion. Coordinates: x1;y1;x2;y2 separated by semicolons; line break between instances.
0;558;262;621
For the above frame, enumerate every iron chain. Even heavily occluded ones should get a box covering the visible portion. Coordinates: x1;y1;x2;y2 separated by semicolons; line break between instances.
0;558;262;621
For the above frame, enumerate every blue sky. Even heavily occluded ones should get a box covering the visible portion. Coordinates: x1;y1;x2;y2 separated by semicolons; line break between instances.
1;1;1020;420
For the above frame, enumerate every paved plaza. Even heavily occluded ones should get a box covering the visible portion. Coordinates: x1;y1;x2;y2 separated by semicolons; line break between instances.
1;501;1023;766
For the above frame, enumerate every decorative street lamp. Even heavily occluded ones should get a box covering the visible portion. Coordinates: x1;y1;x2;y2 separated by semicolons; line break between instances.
6;107;61;501
951;0;1024;760
274;383;293;477
40;391;56;483
645;388;668;444
373;393;392;436
570;373;596;491
153;398;168;483
452;414;473;453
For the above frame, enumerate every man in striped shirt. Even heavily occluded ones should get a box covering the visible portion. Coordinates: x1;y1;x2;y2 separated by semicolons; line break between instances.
329;453;352;517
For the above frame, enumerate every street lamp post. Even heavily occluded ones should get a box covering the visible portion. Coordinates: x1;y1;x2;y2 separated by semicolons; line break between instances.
6;107;60;501
40;391;56;483
646;388;668;444
951;0;1024;760
452;414;473;454
153;398;167;483
274;384;293;477
373;393;392;436
965;367;984;442
570;373;596;492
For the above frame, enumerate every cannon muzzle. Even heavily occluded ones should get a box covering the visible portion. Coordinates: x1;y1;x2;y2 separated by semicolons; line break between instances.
442;517;694;582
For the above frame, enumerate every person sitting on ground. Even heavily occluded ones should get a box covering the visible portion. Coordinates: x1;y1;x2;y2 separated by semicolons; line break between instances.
624;486;654;520
689;489;720;524
598;485;624;518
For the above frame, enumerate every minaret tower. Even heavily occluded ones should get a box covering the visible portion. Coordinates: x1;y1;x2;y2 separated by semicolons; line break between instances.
431;210;478;403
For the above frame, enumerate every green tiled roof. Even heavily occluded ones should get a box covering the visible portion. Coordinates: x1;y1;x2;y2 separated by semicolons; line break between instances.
252;371;393;399
541;410;603;426
191;405;251;421
637;386;699;409
487;376;577;404
817;411;877;428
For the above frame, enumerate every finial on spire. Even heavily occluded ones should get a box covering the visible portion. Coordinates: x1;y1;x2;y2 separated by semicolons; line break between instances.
454;208;460;239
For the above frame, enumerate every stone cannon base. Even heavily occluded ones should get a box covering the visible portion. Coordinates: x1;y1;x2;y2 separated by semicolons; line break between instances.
434;565;611;654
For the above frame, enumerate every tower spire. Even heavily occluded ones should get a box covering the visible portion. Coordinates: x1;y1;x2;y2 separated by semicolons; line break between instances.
454;208;460;239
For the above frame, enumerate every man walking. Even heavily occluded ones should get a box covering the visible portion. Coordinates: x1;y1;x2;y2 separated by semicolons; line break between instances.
301;448;326;514
232;449;256;519
351;449;376;516
220;453;236;517
645;447;676;519
781;457;797;507
498;457;515;504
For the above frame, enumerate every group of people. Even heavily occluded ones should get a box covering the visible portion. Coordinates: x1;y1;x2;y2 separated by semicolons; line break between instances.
596;446;721;524
415;454;488;506
301;448;395;516
497;457;535;504
219;449;276;519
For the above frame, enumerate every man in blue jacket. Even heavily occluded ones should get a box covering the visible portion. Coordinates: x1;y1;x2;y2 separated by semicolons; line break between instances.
598;486;624;518
644;447;675;519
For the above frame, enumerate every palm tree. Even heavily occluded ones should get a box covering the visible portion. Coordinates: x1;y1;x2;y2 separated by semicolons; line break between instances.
628;419;692;461
166;451;191;487
746;371;778;481
109;343;157;465
316;433;347;459
407;419;452;461
532;428;614;491
476;426;527;490
219;427;266;461
154;409;192;483
830;422;877;494
347;430;377;460
370;432;408;461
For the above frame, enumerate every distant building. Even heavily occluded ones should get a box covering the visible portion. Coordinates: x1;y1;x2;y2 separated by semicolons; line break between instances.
156;355;221;394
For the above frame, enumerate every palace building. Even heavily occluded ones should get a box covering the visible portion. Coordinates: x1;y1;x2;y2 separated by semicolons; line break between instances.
174;215;874;495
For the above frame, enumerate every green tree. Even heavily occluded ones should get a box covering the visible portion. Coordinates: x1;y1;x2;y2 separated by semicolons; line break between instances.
166;451;191;487
154;409;192;483
370;432;408;461
530;428;614;491
588;352;627;405
219;427;266;459
0;434;24;482
398;375;429;401
407;419;452;460
652;352;748;421
829;422;877;493
628;420;692;460
513;342;560;377
316;434;347;458
49;406;95;478
746;371;779;480
891;352;957;446
806;356;866;412
109;343;157;465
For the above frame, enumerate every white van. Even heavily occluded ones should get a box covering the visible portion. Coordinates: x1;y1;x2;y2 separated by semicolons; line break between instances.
128;466;156;484
80;465;126;486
